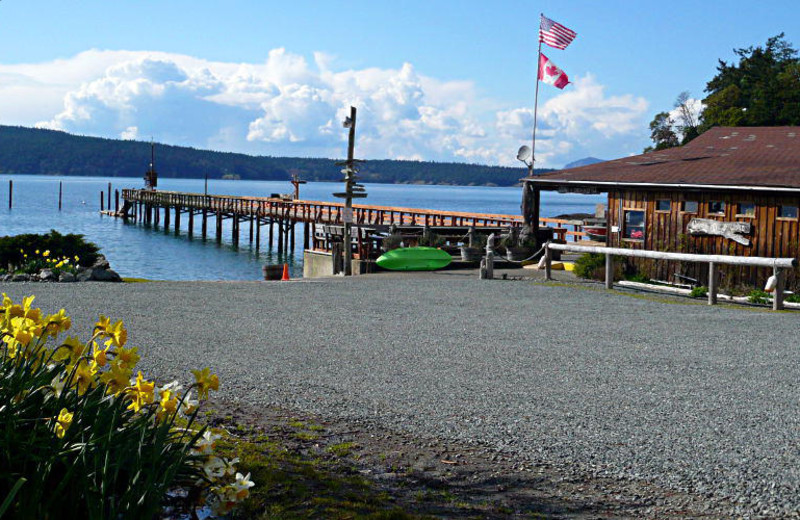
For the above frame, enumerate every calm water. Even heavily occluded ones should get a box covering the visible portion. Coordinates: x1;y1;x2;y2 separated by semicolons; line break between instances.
0;175;602;280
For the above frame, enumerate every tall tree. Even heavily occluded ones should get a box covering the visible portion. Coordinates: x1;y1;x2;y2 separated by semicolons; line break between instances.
702;33;800;129
644;112;679;152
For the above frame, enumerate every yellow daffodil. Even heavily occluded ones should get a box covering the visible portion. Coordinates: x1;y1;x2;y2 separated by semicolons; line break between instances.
73;360;98;395
103;320;127;348
53;408;73;439
44;309;71;336
43;250;50;257
92;342;110;367
35;249;40;255
115;345;140;369
193;430;220;455
53;336;86;364
125;371;155;413
191;367;219;400
94;315;111;334
99;361;132;395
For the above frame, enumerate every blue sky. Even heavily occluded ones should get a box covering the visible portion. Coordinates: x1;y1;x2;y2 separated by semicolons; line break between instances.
0;1;797;168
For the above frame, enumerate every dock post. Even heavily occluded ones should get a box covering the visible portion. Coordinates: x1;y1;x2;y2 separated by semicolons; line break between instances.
773;266;785;311
290;222;295;252
100;191;104;211
8;180;12;209
277;220;284;255
59;182;63;211
269;220;274;249
708;262;718;305
163;204;170;231
107;183;111;209
115;189;119;212
255;216;261;251
174;206;181;234
544;243;552;281
216;211;223;243
188;210;194;237
249;215;254;243
232;214;239;247
303;223;309;250
604;252;613;289
202;209;207;239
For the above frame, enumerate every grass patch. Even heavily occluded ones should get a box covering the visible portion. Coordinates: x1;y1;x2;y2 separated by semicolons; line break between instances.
122;277;155;283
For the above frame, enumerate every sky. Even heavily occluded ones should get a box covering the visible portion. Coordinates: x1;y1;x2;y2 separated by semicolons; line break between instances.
0;1;797;169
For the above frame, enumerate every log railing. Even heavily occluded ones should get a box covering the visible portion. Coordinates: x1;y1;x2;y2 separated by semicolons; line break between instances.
544;242;797;310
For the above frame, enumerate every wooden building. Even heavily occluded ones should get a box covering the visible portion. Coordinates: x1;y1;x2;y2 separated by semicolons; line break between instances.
524;127;800;289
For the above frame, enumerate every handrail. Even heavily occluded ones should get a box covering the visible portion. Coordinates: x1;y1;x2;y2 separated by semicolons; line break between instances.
544;242;797;310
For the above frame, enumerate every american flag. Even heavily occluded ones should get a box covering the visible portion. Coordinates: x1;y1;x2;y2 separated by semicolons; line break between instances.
539;15;577;50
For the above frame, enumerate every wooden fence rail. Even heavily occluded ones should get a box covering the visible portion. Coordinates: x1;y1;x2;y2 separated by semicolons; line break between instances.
544;242;797;311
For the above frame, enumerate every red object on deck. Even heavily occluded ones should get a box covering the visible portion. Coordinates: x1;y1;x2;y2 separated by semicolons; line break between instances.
281;264;290;281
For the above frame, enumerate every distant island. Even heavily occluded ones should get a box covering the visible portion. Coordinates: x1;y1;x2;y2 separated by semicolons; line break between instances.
0;126;559;187
563;157;605;169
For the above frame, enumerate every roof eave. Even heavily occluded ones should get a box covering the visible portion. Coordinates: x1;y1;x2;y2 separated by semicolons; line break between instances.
524;178;800;194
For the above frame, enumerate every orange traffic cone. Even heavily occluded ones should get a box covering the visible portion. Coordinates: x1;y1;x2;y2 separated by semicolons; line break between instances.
281;263;290;281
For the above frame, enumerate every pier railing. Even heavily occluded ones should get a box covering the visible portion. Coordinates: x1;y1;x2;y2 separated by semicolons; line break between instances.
120;188;589;241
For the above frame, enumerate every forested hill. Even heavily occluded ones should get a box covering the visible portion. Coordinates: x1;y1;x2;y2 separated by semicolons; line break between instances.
0;126;550;186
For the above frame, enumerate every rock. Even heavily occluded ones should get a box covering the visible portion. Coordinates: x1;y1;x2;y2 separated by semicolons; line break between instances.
92;255;110;270
39;269;57;281
1;274;11;282
59;272;76;283
77;269;94;282
91;268;122;282
11;274;30;282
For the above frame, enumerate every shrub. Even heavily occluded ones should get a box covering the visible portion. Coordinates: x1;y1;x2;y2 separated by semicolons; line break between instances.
574;253;606;280
625;273;651;284
0;294;253;519
747;290;771;304
0;230;99;271
786;293;800;303
417;231;445;248
690;286;708;298
381;234;403;252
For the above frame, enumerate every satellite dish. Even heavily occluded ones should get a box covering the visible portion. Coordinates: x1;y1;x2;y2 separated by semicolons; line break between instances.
517;145;532;163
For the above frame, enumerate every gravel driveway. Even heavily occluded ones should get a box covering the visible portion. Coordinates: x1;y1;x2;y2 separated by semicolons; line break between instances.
3;277;798;517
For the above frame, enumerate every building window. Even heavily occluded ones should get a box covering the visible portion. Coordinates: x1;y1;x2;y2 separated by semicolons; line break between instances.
708;201;726;215
682;201;698;213
779;205;798;219
737;203;755;217
623;210;645;240
656;199;671;212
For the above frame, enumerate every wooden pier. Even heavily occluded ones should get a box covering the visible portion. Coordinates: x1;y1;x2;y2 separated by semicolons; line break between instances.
112;189;588;256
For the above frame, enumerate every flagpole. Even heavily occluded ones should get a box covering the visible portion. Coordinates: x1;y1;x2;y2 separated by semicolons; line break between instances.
530;14;543;177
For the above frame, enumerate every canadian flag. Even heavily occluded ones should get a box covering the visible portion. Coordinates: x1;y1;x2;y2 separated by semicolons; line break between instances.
538;53;569;89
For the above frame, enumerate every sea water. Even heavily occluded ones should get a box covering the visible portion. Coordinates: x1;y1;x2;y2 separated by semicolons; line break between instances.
0;175;602;280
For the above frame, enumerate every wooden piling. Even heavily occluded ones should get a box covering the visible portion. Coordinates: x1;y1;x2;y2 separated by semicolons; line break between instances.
201;209;207;239
216;211;222;243
249;215;254;243
232;214;239;247
58;182;63;211
290;222;295;252
303;223;309;250
269;220;274;249
188;210;194;237
174;206;181;234
115;189;119;212
107;183;111;208
163;204;170;230
277;220;284;255
100;191;104;211
8;180;12;209
255;216;261;251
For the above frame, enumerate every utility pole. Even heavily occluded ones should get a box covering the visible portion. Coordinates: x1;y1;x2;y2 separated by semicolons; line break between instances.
333;106;367;276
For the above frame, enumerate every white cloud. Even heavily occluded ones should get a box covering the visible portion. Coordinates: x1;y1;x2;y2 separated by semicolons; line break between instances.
0;50;651;167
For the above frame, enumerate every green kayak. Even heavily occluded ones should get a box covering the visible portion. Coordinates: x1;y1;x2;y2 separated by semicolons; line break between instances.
376;247;453;271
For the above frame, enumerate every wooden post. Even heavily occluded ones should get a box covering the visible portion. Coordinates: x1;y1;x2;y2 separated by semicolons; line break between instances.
269;220;274;249
232;214;239;247
216;211;222;243
163;204;170;230
188;209;194;237
277;220;284;255
290;222;295;252
303;223;309;250
107;183;111;208
255;216;261;251
8;180;12;209
100;191;104;211
174;206;181;234
544;243;552;280
115;189;119;212
58;182;63;211
708;262;718;305
773;266;785;311
249;215;254;243
605;252;614;289
202;209;207;239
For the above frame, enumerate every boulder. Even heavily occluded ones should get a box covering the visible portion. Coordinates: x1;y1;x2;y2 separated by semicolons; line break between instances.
92;255;110;270
77;269;94;282
2;274;12;282
59;272;76;283
11;274;30;282
91;268;122;282
39;269;57;282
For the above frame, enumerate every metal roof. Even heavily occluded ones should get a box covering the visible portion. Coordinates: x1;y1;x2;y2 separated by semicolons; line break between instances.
527;127;800;191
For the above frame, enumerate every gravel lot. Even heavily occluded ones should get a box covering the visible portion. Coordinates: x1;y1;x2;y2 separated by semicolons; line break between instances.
3;277;799;517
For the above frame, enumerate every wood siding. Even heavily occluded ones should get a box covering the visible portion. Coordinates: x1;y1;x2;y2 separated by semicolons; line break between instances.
607;189;800;289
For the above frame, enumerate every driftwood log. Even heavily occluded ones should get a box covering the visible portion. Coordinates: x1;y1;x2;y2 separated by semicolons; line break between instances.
687;218;751;246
